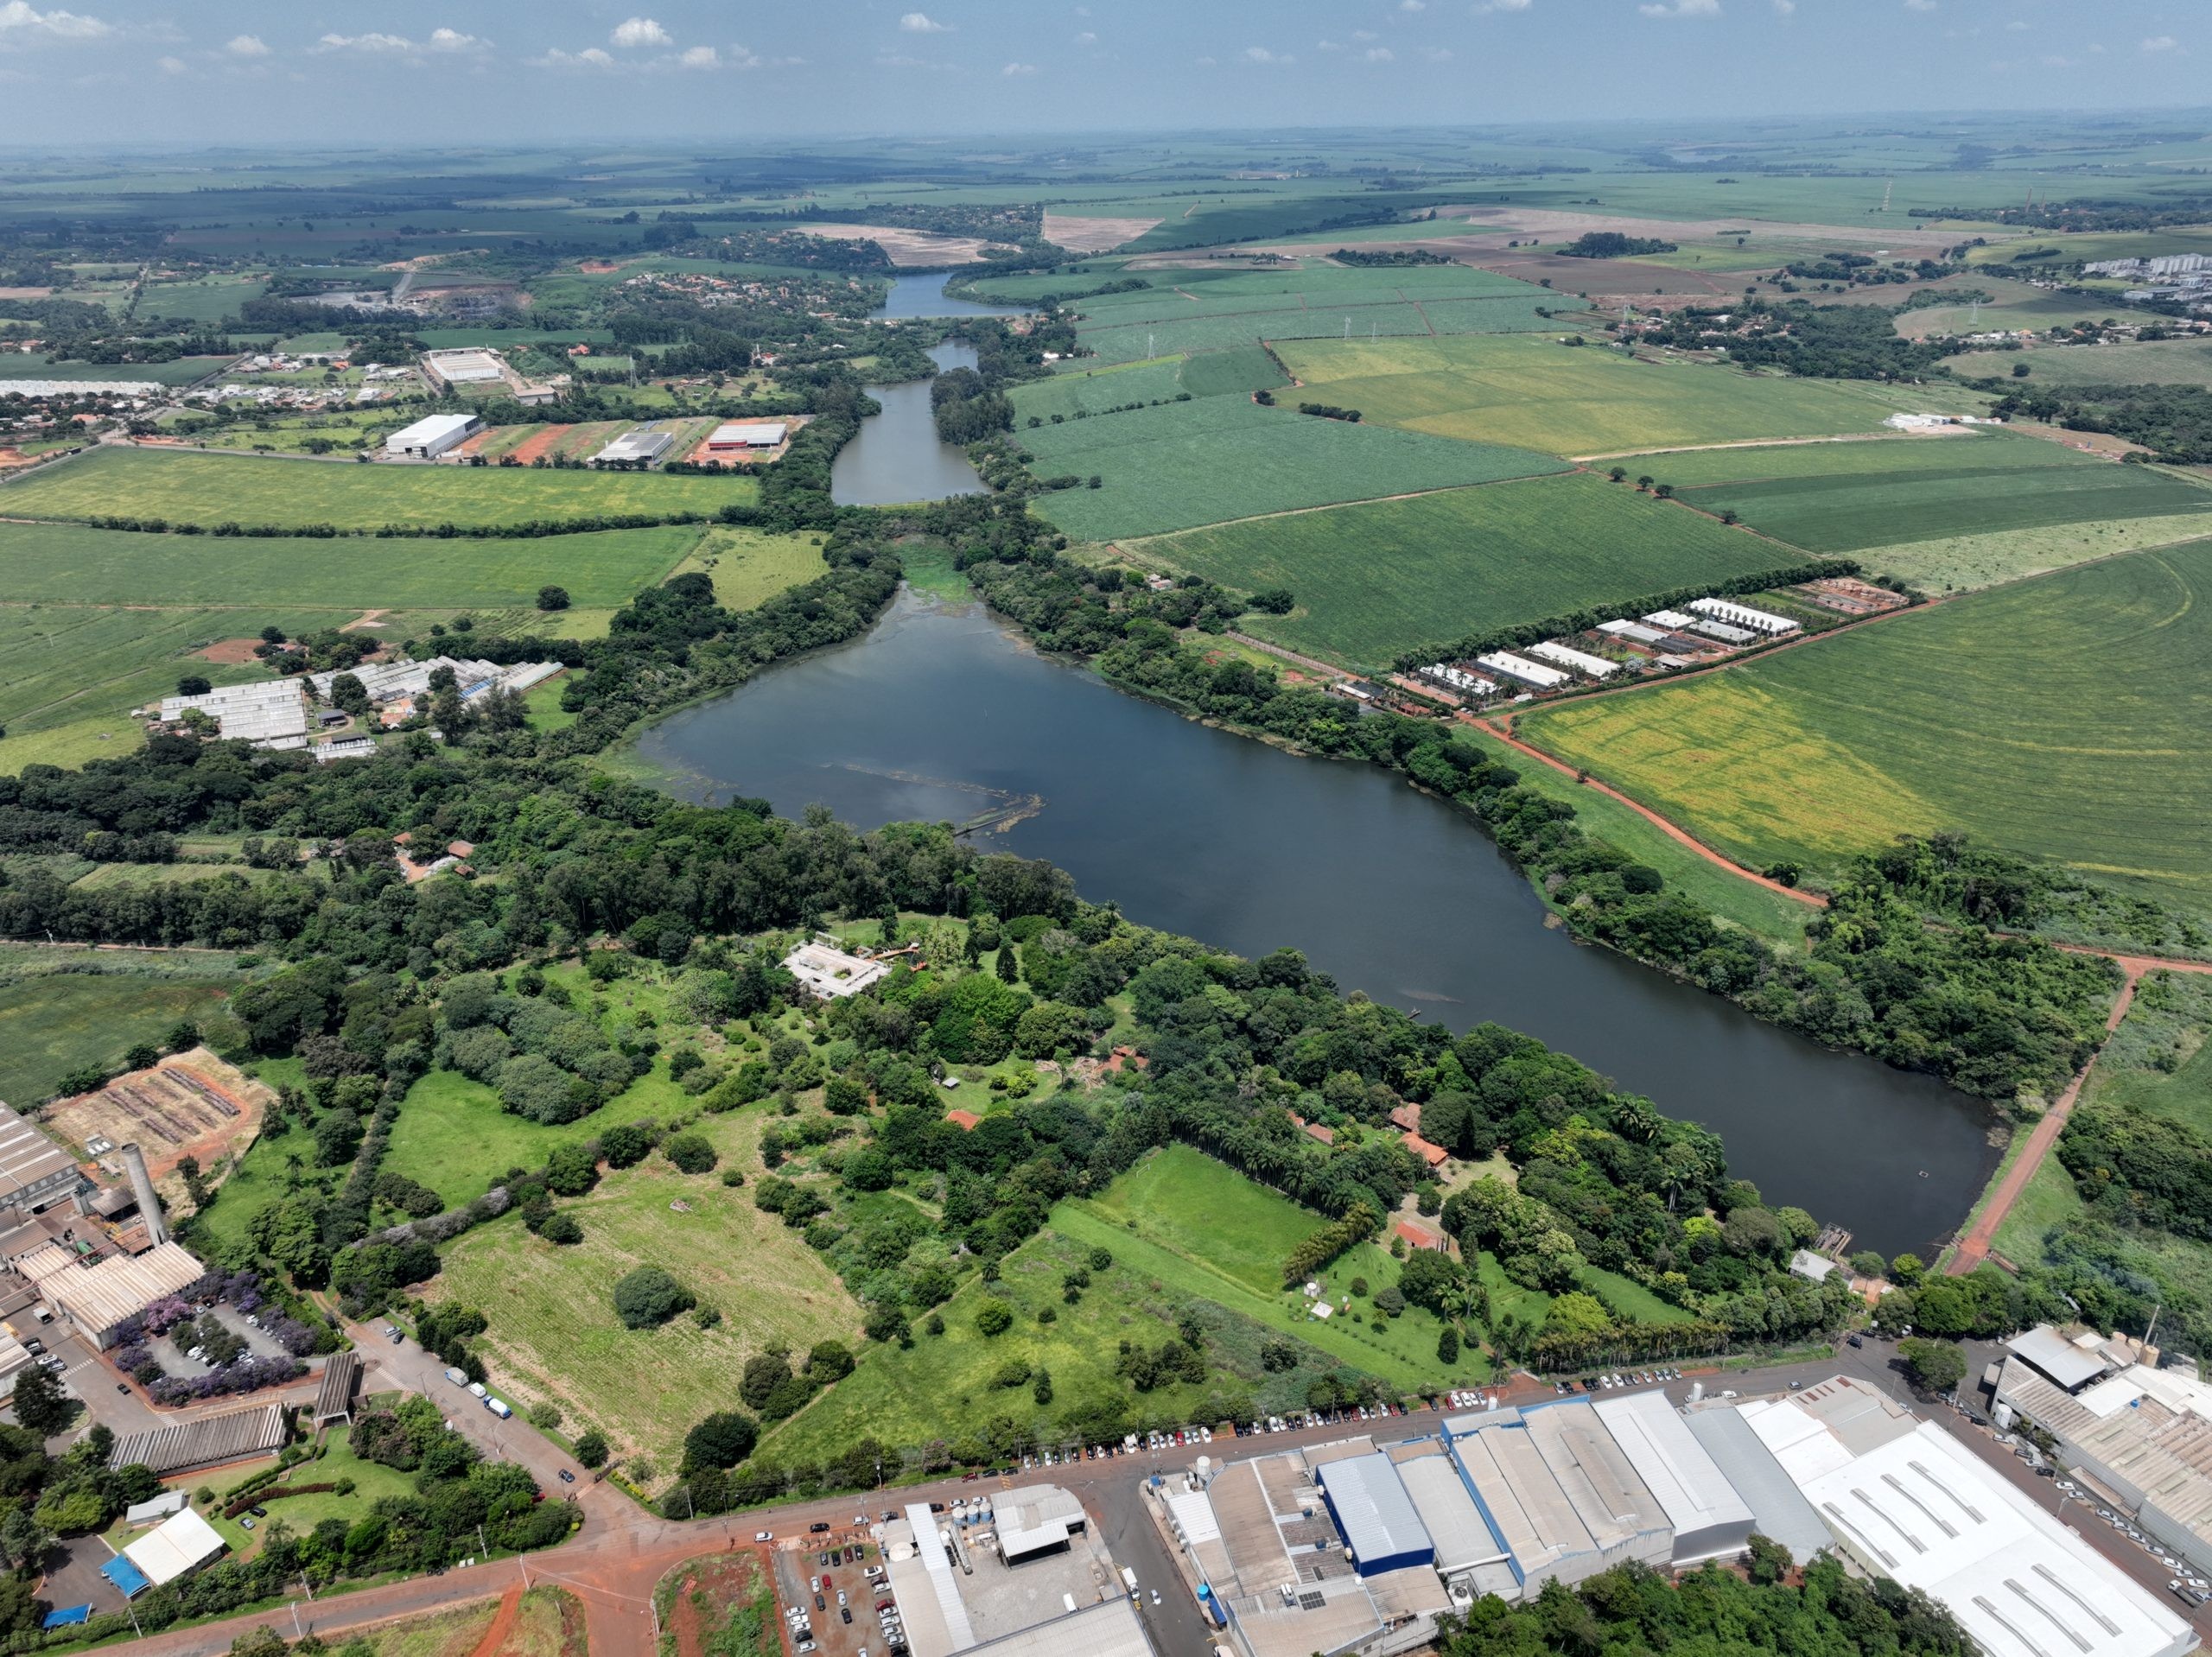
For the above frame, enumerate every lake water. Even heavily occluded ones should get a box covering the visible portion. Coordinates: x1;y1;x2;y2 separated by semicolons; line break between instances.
872;272;1031;319
832;341;987;507
639;588;1999;1258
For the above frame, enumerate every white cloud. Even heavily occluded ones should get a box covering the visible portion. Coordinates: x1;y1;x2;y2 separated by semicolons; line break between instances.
1771;0;1795;13
1352;28;1379;39
429;28;484;51
1421;43;1454;60
611;16;671;47
679;44;719;67
1363;45;1395;60
1242;44;1294;63
156;52;185;71
223;32;266;56
0;3;111;41
1477;0;1532;10
1904;0;1936;11
2004;17;2029;28
1400;0;1426;10
1074;29;1096;44
899;11;951;31
2141;33;2181;52
1002;60;1035;73
530;45;616;68
1637;0;1719;16
1318;37;1343;49
314;32;422;54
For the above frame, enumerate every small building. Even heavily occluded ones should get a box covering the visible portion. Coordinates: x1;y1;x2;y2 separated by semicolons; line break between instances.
123;1490;189;1528
384;411;480;459
592;427;675;467
1787;1248;1840;1285
1393;1216;1449;1254
780;939;890;1000
1475;651;1569;691
1303;1121;1336;1146
1401;1132;1447;1169
1526;640;1621;680
312;1349;360;1428
100;1507;226;1597
1389;1102;1421;1133
707;421;788;450
1598;619;1669;646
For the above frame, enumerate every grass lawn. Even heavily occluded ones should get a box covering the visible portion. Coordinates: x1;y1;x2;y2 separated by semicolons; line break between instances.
1986;1148;2083;1270
1144;472;1804;669
200;1422;422;1559
1016;394;1566;542
1009;348;1285;423
429;1106;860;1482
1672;445;2212;555
0;521;702;610
0;446;757;532
1517;537;2212;914
0;970;239;1106
1861;513;2212;594
671;525;831;611
1271;333;1967;459
380;1069;644;1209
186;1109;320;1254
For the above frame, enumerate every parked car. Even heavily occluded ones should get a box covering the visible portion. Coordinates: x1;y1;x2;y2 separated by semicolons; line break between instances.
754;1530;774;1543
558;1470;575;1484
814;1594;825;1612
810;1521;831;1533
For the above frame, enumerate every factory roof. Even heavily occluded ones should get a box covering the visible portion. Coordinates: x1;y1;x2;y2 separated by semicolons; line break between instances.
709;420;788;445
385;411;479;448
156;680;309;746
1520;1401;1669;1558
1451;1413;1598;1579
313;1349;359;1424
962;1596;1154;1657
1394;1450;1505;1575
1318;1451;1434;1570
1681;1406;1832;1565
1593;1390;1754;1544
22;1239;204;1340
2006;1324;2115;1393
0;1105;77;1206
593;427;675;463
995;1483;1086;1561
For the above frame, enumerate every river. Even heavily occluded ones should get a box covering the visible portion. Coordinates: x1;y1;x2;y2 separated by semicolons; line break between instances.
873;272;1031;319
637;587;1999;1258
832;341;987;507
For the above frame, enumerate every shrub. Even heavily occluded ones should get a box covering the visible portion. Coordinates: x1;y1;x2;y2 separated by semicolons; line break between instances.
664;1132;717;1174
974;1300;1014;1337
575;1429;609;1469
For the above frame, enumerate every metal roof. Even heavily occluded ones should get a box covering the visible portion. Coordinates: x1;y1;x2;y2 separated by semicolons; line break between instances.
709;421;788;445
2006;1325;2113;1393
0;1105;77;1206
385;411;479;448
25;1240;204;1341
1681;1406;1830;1565
121;1508;225;1589
1316;1451;1433;1570
962;1596;1155;1657
1394;1451;1505;1575
1593;1391;1754;1561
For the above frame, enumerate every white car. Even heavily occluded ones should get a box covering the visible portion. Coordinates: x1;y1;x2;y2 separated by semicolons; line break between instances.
754;1530;773;1542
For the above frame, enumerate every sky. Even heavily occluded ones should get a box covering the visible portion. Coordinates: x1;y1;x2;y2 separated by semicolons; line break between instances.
0;0;2202;144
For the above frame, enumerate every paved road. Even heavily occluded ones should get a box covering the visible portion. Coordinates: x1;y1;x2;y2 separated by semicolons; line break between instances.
108;1336;2212;1657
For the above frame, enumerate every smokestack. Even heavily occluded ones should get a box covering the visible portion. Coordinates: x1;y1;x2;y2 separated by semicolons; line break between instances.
119;1145;167;1247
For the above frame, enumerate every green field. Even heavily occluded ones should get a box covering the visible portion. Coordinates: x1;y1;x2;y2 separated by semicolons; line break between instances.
135;276;269;325
1011;347;1285;422
1016;396;1566;542
432;1106;860;1481
0;352;232;386
0;968;239;1105
0;521;700;609
2084;970;2212;1138
1862;514;2212;594
1145;472;1801;666
1519;539;2212;913
379;1069;651;1209
0;446;756;531
671;525;830;611
1273;334;1972;459
1943;339;2212;390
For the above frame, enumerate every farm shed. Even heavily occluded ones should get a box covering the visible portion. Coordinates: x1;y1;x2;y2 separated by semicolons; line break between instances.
109;1401;290;1476
156;680;309;748
1689;597;1798;636
1314;1451;1435;1577
1598;619;1669;645
383;411;481;458
1688;618;1756;645
1475;651;1568;691
0;1104;81;1218
707;421;788;449
1527;641;1620;680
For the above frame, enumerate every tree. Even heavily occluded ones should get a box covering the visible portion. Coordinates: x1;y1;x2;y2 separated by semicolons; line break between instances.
10;1364;70;1435
1899;1337;1967;1395
975;1300;1014;1336
740;1353;794;1410
537;584;572;612
664;1132;716;1174
682;1410;759;1473
1032;1366;1053;1405
806;1341;855;1383
612;1267;695;1329
328;673;372;719
574;1429;609;1469
1437;1325;1460;1364
995;946;1021;985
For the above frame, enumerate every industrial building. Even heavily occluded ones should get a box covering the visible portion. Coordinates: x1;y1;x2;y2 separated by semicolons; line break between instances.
1315;1452;1435;1577
1598;619;1672;646
0;1103;84;1219
707;420;789;450
1995;1325;2212;1581
109;1401;291;1476
878;1484;1155;1657
0;379;162;398
1475;651;1569;691
780;938;891;1000
1687;617;1755;646
1526;640;1621;680
1416;663;1496;701
592;425;676;467
383;410;480;459
14;1239;204;1348
420;348;506;390
1739;1375;2196;1657
1688;597;1799;637
1592;1391;1756;1566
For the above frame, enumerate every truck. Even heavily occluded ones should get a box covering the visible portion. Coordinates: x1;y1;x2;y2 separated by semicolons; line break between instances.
443;1367;467;1387
486;1397;512;1419
1122;1567;1139;1602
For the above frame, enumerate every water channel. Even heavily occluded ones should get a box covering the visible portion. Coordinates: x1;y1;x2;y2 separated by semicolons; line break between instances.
831;341;988;507
638;587;2000;1258
872;271;1031;320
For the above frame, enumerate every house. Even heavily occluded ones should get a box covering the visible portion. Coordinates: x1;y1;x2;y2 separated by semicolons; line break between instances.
1402;1132;1448;1169
1304;1121;1336;1146
1389;1102;1422;1133
1394;1216;1449;1253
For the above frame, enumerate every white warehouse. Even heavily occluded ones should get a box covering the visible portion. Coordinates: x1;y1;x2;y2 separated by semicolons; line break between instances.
1688;597;1798;637
1526;641;1621;680
384;412;480;460
1476;651;1568;691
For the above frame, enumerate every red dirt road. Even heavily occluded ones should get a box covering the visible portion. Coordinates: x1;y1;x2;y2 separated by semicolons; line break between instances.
466;1585;523;1657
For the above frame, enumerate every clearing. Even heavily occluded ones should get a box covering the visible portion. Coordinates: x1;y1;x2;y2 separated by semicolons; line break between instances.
669;525;830;611
1141;471;1805;667
0;445;757;531
0;964;245;1108
1272;333;1979;459
1943;338;2212;390
1516;537;2212;915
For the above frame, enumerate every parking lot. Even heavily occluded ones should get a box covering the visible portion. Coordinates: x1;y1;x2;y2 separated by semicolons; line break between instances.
769;1518;899;1657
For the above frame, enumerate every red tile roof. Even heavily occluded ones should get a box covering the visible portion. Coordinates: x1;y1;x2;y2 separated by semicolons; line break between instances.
1402;1131;1448;1167
1389;1103;1422;1133
1303;1122;1336;1146
1393;1217;1447;1252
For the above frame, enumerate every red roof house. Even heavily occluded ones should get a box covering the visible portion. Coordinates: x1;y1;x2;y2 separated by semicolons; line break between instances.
1389;1102;1422;1133
1303;1121;1336;1146
1401;1132;1448;1169
1393;1216;1448;1253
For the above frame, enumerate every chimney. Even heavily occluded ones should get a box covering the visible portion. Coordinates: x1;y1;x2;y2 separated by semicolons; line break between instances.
119;1144;167;1247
